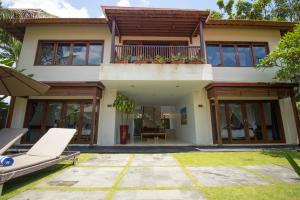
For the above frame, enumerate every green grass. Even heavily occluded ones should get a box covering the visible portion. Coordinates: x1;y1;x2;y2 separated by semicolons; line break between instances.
1;151;300;200
201;184;300;200
0;154;96;200
173;151;300;166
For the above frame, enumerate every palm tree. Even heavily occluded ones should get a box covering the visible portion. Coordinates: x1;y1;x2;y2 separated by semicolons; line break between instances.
0;3;55;109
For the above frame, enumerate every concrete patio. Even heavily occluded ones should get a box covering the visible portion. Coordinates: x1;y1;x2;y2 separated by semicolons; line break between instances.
10;153;300;200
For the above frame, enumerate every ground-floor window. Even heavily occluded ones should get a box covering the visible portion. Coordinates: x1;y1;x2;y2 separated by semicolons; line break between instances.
210;100;285;144
23;99;99;144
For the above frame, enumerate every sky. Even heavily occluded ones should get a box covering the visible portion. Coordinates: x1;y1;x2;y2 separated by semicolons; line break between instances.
2;0;219;18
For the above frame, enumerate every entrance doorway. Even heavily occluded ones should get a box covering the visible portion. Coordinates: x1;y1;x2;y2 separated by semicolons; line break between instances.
210;100;285;144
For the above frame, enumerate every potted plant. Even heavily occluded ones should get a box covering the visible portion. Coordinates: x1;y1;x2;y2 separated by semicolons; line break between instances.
153;55;165;64
171;54;184;64
181;55;189;64
189;55;204;64
115;55;130;64
135;55;147;64
113;94;135;144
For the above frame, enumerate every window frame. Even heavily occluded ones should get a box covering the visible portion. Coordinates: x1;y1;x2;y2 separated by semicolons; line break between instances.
205;41;269;67
34;40;105;66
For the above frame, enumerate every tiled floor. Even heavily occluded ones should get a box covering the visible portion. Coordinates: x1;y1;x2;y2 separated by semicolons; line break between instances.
10;153;299;200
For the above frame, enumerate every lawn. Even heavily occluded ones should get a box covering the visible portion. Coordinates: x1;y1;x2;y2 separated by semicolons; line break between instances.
1;151;300;200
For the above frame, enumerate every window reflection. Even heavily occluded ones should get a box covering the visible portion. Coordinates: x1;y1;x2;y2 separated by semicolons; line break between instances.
39;43;54;65
56;43;70;65
207;45;221;66
238;46;252;66
72;44;87;65
222;45;236;66
253;46;267;65
88;44;102;65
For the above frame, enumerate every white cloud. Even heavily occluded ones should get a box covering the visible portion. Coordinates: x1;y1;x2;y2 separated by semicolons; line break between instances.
117;0;131;7
140;0;150;6
3;0;90;18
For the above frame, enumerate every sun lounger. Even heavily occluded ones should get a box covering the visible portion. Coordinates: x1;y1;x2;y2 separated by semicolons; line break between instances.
0;128;28;155
0;128;80;195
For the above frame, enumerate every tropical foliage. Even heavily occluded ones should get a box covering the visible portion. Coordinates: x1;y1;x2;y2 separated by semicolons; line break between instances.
113;94;135;125
257;23;300;81
212;0;300;21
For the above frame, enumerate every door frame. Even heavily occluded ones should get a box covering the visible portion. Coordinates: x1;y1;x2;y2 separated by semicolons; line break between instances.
209;99;286;144
22;99;99;144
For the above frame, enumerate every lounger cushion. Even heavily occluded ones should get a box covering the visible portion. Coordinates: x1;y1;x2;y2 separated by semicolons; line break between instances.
27;128;76;158
0;128;28;155
0;154;53;173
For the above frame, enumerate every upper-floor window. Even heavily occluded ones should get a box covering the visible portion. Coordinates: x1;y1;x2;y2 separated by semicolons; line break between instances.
35;40;104;66
206;42;268;67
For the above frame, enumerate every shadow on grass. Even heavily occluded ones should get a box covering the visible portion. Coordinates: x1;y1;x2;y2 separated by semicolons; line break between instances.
261;150;300;160
3;163;72;195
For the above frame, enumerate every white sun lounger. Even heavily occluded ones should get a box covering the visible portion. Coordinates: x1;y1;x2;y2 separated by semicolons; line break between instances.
0;128;80;195
0;128;28;155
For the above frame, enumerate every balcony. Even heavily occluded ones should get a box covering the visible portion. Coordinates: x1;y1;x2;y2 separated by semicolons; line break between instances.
113;45;205;64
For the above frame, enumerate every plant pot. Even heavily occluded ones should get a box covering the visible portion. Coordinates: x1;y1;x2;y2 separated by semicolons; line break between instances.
171;60;184;64
189;61;202;64
135;60;147;64
120;125;128;144
153;60;165;64
115;61;128;64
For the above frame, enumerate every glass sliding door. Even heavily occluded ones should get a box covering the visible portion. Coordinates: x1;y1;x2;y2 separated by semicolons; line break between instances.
80;103;93;143
219;104;228;144
263;102;282;141
245;103;263;142
210;100;285;144
227;103;246;142
26;102;46;143
46;103;63;130
24;100;97;144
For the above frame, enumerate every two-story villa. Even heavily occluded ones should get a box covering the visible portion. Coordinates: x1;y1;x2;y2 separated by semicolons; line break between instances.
2;6;299;146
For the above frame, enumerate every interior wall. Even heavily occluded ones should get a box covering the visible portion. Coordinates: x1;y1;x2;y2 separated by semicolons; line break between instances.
175;93;197;144
98;89;117;145
279;97;298;144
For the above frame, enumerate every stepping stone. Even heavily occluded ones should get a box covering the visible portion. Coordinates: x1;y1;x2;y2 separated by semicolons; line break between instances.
80;154;131;166
131;154;178;166
10;190;108;200
120;167;194;187
38;167;122;188
188;166;268;186
245;164;300;183
113;190;205;200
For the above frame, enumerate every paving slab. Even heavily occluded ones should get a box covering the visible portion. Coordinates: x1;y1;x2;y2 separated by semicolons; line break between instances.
113;190;205;200
131;154;178;166
120;167;194;187
38;167;122;188
188;166;268;186
80;154;131;166
10;190;108;200
245;164;300;183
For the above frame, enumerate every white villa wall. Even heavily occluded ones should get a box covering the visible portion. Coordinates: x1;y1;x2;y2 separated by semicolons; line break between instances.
205;27;282;83
11;23;299;146
100;64;213;81
193;90;213;145
17;24;111;82
279;97;298;144
98;89;117;146
11;97;27;129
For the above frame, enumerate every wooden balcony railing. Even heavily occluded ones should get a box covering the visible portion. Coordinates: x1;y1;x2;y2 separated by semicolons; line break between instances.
113;45;205;64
